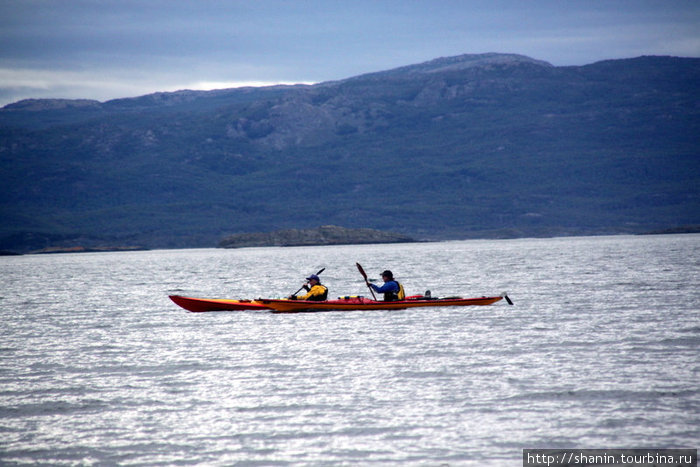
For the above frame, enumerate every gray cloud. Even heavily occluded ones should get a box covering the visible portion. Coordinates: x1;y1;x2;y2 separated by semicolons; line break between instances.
1;0;698;106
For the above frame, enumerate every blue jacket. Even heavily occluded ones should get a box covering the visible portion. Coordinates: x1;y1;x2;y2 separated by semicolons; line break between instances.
370;281;399;294
370;280;401;301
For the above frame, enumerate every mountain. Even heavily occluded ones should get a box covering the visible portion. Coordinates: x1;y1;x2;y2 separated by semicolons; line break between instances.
1;53;698;252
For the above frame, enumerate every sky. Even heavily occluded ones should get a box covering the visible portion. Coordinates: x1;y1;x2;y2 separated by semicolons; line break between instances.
1;0;699;106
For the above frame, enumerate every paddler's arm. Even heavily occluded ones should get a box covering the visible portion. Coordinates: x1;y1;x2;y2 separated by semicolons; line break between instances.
295;285;325;300
370;281;399;293
288;282;309;299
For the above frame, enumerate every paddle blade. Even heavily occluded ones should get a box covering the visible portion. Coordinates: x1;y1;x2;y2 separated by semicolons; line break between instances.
356;262;377;300
356;262;368;280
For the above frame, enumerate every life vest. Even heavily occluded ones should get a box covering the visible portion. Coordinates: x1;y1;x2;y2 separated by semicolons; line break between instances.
383;281;405;302
307;284;328;301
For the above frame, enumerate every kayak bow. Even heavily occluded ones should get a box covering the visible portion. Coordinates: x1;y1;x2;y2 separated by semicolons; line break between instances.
169;295;269;312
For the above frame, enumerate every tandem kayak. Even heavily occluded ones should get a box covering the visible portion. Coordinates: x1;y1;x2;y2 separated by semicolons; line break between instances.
258;295;508;313
168;295;269;312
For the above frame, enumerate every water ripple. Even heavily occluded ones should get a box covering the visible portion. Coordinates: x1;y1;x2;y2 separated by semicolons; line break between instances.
1;235;698;465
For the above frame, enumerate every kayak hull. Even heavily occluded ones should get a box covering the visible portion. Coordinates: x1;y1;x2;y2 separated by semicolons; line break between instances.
169;295;269;312
258;296;504;313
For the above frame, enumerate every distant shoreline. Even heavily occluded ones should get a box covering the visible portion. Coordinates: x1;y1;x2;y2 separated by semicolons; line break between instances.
639;226;700;235
2;226;698;256
29;246;147;255
219;225;416;249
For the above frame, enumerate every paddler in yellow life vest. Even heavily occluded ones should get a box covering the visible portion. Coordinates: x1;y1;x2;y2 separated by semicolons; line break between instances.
289;274;328;301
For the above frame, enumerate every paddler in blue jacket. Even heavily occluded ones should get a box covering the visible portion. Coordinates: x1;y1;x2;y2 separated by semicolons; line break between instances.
367;270;405;301
289;274;328;301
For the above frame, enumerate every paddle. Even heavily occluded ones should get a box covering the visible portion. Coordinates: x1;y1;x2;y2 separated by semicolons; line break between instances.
356;262;377;300
292;268;326;296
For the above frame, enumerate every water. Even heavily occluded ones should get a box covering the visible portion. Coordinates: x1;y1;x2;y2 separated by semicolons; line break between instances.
1;235;698;466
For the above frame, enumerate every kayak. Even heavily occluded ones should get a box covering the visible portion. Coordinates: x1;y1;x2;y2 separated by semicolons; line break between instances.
258;295;507;313
169;295;269;312
170;294;512;313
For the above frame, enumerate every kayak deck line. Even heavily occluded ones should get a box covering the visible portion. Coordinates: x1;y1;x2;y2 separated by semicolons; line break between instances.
258;295;505;313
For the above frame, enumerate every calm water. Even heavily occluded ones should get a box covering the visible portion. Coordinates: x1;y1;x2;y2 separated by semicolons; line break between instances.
1;235;698;466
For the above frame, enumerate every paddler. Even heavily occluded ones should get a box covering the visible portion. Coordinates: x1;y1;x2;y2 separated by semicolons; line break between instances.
367;270;405;301
289;274;328;301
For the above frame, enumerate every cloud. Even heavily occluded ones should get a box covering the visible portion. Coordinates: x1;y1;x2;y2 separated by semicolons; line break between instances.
1;0;699;106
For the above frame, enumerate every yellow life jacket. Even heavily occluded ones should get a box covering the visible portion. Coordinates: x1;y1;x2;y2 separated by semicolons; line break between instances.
397;282;405;300
301;284;328;301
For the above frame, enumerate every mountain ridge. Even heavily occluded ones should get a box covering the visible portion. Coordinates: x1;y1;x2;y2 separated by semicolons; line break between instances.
2;53;551;111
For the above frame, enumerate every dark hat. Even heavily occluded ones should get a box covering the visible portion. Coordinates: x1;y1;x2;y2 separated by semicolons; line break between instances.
381;270;394;279
306;274;320;282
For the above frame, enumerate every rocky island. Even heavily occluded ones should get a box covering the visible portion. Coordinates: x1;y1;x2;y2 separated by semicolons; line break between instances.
218;225;415;248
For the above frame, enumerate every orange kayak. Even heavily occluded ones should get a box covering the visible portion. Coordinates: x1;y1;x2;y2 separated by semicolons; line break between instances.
258;295;506;313
169;295;269;312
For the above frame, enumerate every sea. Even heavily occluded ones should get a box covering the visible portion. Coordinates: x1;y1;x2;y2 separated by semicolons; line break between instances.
1;234;698;466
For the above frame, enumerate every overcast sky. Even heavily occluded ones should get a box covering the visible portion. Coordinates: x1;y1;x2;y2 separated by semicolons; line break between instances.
1;0;699;106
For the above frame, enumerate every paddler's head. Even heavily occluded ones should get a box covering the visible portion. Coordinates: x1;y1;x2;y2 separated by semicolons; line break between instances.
381;270;394;282
306;274;320;285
